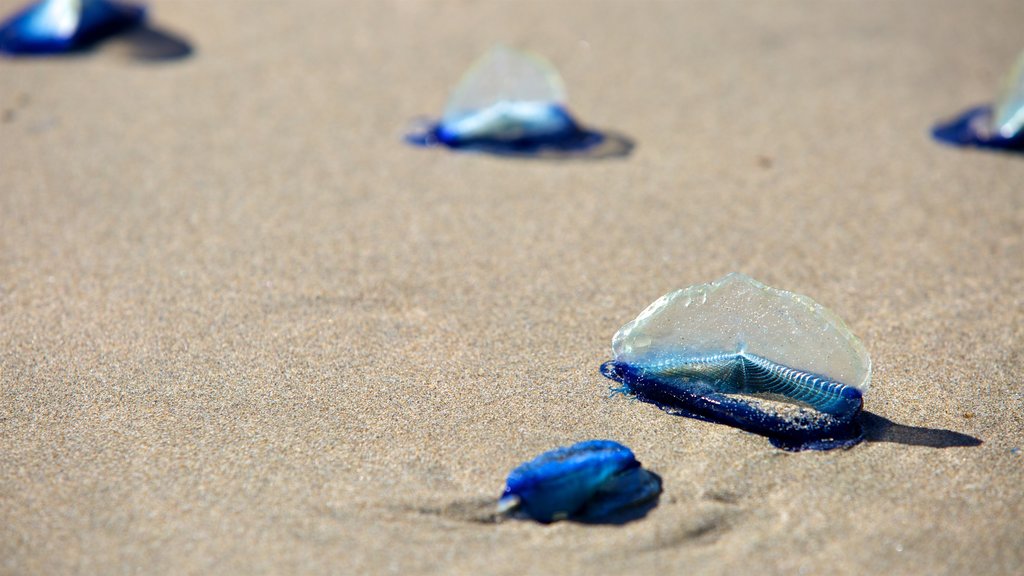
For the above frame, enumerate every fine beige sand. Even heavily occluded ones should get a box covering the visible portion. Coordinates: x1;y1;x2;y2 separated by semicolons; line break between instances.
2;1;1022;574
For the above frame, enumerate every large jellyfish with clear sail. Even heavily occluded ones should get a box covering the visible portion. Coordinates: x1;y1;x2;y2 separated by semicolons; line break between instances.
600;273;872;451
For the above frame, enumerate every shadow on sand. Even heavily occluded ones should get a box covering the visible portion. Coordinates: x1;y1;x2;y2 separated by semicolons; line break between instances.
860;411;982;448
110;24;193;61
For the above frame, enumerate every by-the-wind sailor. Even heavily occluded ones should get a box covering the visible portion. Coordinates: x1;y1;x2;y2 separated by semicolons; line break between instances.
0;0;144;55
498;440;661;523
600;273;871;451
405;46;609;156
933;50;1024;151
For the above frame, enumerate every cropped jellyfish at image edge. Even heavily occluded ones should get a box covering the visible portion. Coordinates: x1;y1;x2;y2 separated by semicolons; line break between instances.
933;50;1024;151
0;0;145;55
406;46;632;158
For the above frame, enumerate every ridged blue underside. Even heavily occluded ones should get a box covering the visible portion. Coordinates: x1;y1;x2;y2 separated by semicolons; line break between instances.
632;351;862;418
601;358;864;452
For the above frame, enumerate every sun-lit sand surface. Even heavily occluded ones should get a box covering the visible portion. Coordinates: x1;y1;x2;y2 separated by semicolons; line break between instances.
1;1;1022;573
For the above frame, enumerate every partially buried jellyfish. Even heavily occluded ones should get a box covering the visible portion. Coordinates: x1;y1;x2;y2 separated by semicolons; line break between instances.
498;440;661;523
0;0;144;55
600;273;871;451
933;50;1024;151
406;46;616;156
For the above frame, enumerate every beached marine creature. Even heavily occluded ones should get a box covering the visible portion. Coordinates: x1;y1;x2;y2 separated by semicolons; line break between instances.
0;0;144;55
600;273;871;451
933;50;1024;151
498;440;661;523
405;46;609;156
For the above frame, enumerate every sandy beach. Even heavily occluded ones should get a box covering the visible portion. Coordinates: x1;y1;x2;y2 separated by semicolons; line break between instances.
1;0;1022;573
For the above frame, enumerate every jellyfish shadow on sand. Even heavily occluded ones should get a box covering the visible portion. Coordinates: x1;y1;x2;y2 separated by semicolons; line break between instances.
104;23;192;61
860;411;982;448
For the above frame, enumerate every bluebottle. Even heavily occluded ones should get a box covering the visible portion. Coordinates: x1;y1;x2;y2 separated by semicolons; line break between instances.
498;440;661;523
405;46;611;156
933;51;1024;151
600;273;871;451
0;0;144;55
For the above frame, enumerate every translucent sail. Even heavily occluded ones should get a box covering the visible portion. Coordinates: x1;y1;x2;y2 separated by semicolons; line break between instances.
404;45;613;154
441;45;567;125
601;274;871;450
933;49;1024;150
431;46;575;144
992;50;1024;140
613;273;871;396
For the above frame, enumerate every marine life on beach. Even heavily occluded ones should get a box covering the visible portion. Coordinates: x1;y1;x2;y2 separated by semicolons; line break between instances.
498;440;661;523
405;46;607;156
600;273;871;451
0;0;144;55
933;50;1024;151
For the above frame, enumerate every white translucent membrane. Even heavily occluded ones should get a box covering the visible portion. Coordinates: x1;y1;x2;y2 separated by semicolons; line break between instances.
993;50;1024;139
23;0;82;39
441;45;567;126
612;273;871;393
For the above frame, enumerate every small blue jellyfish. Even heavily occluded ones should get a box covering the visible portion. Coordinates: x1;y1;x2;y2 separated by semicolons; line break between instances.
498;440;661;523
601;273;871;451
406;46;614;157
0;0;145;55
933;50;1024;151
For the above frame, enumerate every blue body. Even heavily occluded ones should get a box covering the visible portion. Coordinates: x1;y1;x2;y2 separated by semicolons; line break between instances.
613;351;863;419
501;440;661;523
405;104;605;156
932;106;1024;152
601;360;864;452
0;0;145;55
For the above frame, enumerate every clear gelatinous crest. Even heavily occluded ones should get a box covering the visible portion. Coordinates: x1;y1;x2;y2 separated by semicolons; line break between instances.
405;46;625;156
601;273;871;451
442;45;567;129
0;0;144;55
992;50;1024;140
499;440;661;524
